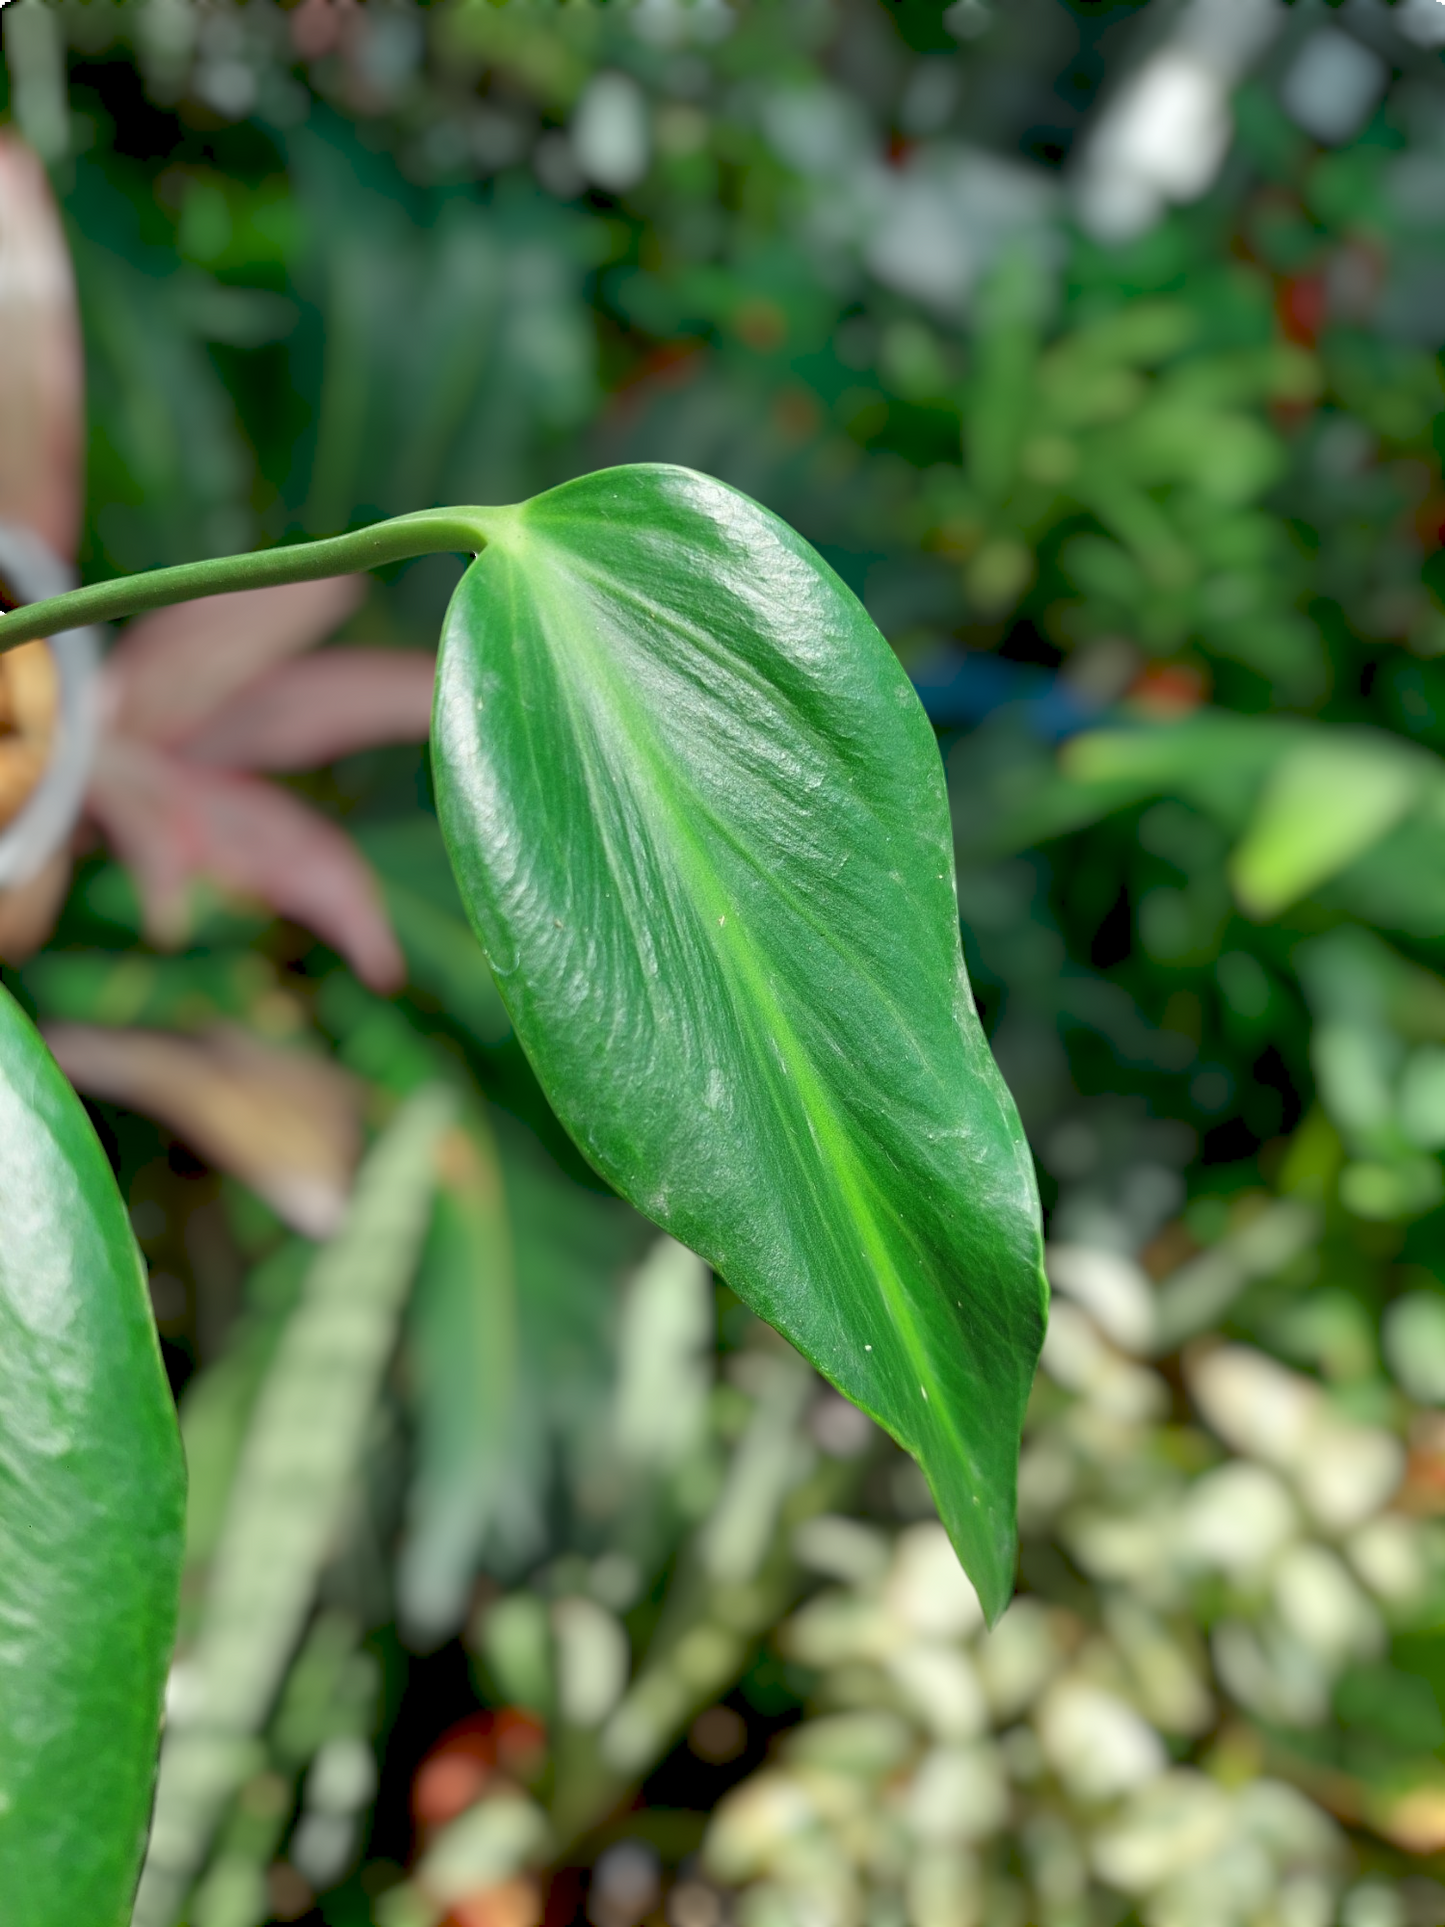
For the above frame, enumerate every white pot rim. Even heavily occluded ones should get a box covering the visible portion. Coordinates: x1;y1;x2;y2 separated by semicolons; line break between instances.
0;520;101;890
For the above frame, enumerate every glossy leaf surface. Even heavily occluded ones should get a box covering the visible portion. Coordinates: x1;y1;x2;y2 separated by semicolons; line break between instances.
0;987;185;1925
433;464;1047;1615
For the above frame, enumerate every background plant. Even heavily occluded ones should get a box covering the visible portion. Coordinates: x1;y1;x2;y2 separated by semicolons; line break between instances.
7;2;1445;1926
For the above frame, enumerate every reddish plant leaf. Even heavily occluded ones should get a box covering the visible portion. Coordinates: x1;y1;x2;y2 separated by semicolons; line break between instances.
180;649;437;770
87;737;405;989
44;1022;364;1238
84;738;209;945
290;0;348;59
0;134;83;560
0;851;72;964
106;576;365;746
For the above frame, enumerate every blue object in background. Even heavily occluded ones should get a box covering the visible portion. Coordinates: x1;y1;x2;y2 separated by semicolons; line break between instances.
909;646;1102;741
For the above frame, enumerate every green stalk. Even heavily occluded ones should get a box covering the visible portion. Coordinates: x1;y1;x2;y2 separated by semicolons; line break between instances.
0;507;489;650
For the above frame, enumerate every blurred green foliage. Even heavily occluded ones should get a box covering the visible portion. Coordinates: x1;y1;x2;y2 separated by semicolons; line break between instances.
9;1;1445;1924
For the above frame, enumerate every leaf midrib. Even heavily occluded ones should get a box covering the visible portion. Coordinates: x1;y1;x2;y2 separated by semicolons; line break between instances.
540;548;960;1089
512;533;978;1480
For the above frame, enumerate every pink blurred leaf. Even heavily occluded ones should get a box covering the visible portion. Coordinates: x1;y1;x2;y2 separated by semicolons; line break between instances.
44;1022;364;1238
180;650;436;770
0;133;84;561
107;576;366;746
87;736;405;990
291;0;347;59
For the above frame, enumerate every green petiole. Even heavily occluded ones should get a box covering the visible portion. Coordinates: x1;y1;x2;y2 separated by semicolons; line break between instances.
0;506;490;649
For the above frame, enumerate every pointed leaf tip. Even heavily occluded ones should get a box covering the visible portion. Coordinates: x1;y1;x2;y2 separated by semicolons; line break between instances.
433;463;1046;1614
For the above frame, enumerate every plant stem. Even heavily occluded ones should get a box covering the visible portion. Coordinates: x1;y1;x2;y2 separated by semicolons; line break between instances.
0;508;490;651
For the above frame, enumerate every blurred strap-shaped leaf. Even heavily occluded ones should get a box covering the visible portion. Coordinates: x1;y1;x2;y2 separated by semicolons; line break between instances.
1059;718;1442;920
398;1110;520;1645
0;987;185;1927
1228;733;1430;921
434;464;1047;1618
133;1083;453;1927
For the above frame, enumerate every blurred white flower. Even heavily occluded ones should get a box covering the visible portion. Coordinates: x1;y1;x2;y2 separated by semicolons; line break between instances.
863;147;1056;318
1212;1619;1331;1728
903;1743;1009;1845
1271;1544;1383;1666
551;1596;630;1730
1395;0;1445;48
415;1792;551;1910
1274;1873;1340;1927
572;72;650;193
780;1589;889;1669
758;83;868;180
883;1523;985;1642
1341;1879;1408;1927
1188;1345;1403;1530
1036;1677;1166;1802
1017;1435;1077;1526
886;1642;988;1742
1384;1292;1445;1404
1345;1514;1430;1603
781;1711;913;1784
1066;1504;1183;1589
706;1772;817;1885
1295;1423;1403;1533
905;1844;981;1927
1178;1462;1300;1578
1188;1346;1318;1464
1072;0;1280;242
291;1811;357;1890
303;1734;375;1816
976;1598;1066;1723
1105;1600;1214;1737
1149;1833;1274;1927
1042;1300;1170;1421
792;1515;890;1590
1041;1298;1112;1390
1090;1770;1231;1896
1047;1243;1157;1354
1234;1779;1343;1872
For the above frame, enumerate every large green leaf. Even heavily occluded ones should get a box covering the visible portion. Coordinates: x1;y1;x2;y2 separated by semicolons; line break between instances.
0;987;185;1925
433;463;1046;1616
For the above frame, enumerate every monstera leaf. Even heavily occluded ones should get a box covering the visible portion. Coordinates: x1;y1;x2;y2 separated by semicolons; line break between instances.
0;988;185;1925
433;464;1046;1616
